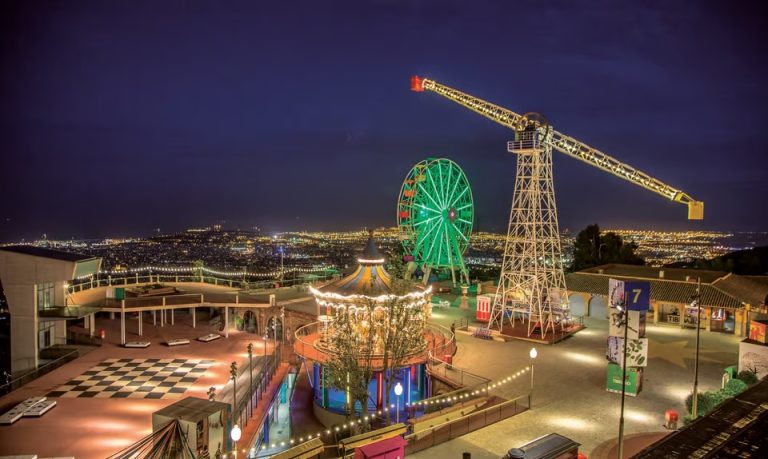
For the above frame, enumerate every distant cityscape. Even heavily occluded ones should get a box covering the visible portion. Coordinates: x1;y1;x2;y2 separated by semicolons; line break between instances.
4;226;767;274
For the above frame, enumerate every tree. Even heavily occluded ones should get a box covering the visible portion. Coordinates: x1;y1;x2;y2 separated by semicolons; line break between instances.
570;224;644;271
322;279;428;422
385;246;409;280
379;279;428;420
324;296;378;417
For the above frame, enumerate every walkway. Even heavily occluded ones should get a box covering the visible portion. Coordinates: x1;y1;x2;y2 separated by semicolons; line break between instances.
411;315;740;459
0;311;278;459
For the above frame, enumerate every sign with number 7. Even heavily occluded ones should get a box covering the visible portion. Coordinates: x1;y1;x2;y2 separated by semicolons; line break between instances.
624;281;650;311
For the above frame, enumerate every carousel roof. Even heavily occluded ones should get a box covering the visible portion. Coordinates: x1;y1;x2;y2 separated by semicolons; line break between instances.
320;231;392;295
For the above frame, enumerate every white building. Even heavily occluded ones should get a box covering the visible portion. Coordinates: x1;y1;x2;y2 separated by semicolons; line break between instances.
0;246;101;374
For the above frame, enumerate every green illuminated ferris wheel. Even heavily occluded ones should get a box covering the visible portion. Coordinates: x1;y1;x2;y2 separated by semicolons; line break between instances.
397;158;474;286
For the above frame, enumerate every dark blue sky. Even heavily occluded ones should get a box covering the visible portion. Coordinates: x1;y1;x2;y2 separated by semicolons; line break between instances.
1;0;766;241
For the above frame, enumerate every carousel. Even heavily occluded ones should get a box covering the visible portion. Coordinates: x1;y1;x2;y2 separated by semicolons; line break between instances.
294;231;455;418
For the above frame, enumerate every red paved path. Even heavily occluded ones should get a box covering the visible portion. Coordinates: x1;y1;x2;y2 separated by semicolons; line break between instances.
0;311;278;458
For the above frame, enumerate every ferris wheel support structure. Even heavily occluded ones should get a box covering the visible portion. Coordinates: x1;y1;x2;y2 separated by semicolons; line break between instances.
411;75;703;338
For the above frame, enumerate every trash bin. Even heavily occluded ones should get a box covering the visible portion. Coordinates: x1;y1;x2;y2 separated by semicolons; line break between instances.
665;409;679;430
724;365;737;379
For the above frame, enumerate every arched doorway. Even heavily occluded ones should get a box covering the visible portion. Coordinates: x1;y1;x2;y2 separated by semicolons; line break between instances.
239;310;258;333
267;316;283;341
569;294;587;317
589;295;608;319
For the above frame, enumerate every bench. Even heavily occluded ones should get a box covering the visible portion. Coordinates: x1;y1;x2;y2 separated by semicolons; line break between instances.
472;327;493;340
124;340;151;348
23;400;56;417
0;397;55;425
166;338;190;347
198;333;221;342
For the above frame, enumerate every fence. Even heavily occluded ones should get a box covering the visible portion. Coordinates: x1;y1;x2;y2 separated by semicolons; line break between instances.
404;393;531;454
230;340;283;430
68;271;337;295
0;349;79;395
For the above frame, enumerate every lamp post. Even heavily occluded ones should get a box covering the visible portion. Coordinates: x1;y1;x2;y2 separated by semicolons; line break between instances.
394;382;403;424
230;361;238;423
692;277;702;419
616;302;629;459
230;424;241;459
247;343;254;418
529;348;537;405
263;333;267;358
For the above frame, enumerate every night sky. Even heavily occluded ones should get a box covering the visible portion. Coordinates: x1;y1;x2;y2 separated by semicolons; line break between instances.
1;1;767;241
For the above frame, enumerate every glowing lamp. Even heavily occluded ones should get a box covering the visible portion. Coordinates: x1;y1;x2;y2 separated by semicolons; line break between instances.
529;348;538;360
394;382;403;396
230;425;241;442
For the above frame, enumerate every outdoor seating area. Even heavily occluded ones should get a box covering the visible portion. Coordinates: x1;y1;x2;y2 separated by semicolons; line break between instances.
0;397;57;425
124;340;151;348
197;333;221;342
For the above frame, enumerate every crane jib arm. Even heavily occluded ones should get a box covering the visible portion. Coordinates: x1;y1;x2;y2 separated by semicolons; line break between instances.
410;75;704;220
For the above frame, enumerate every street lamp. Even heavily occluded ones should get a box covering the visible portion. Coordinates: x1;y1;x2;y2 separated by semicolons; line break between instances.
247;343;254;417
394;382;403;424
529;348;537;404
230;361;238;422
230;424;241;459
691;277;702;419
615;302;630;459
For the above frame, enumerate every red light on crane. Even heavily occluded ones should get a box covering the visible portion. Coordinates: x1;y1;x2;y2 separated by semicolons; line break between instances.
410;75;424;92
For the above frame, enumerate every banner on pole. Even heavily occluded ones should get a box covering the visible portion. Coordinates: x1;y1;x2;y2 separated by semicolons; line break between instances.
606;336;649;367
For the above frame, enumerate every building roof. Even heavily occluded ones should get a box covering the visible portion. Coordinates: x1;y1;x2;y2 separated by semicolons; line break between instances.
713;274;768;307
566;271;743;309
581;264;727;284
359;229;385;263
0;245;94;262
153;396;229;422
319;232;392;295
633;377;768;458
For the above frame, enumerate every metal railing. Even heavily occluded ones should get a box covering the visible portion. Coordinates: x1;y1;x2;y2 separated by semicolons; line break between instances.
293;322;455;368
0;349;79;395
425;354;490;389
229;345;280;430
68;272;337;295
404;392;531;454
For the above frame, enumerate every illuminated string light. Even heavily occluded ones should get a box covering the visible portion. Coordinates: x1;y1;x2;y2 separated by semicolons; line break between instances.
259;363;533;452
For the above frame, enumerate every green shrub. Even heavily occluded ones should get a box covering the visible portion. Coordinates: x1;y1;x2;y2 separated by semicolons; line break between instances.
686;391;724;416
735;370;758;386
723;378;748;396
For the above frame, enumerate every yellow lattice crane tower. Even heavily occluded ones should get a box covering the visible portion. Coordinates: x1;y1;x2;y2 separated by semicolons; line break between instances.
411;75;703;338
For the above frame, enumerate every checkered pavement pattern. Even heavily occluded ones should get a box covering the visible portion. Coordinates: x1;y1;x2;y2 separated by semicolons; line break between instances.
46;358;215;399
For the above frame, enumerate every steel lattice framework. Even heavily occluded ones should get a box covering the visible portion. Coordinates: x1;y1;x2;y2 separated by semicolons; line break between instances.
398;158;473;286
411;75;703;338
490;124;567;336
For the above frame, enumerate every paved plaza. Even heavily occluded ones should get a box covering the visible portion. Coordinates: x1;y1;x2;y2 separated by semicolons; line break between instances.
0;310;275;459
420;307;741;459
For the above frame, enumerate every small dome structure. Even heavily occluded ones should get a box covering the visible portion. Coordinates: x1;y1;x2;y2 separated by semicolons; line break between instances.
319;230;392;295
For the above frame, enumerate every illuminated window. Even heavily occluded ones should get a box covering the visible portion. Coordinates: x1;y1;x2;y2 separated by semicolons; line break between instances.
36;283;54;310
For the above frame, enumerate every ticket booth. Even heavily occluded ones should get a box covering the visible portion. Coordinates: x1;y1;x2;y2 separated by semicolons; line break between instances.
477;295;491;322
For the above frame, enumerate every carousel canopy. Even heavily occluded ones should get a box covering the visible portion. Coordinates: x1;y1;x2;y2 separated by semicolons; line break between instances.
320;231;392;295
